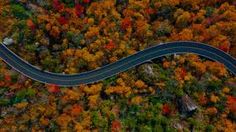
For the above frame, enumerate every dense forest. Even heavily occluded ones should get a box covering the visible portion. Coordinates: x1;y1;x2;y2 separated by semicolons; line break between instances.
0;0;235;131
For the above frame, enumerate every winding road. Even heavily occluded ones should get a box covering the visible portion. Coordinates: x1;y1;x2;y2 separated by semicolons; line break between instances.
0;41;235;86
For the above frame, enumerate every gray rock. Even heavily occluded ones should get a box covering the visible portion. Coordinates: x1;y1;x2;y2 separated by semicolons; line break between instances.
137;63;160;85
178;94;198;116
3;38;14;45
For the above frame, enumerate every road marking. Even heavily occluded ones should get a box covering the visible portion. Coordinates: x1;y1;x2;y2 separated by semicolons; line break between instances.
0;42;235;86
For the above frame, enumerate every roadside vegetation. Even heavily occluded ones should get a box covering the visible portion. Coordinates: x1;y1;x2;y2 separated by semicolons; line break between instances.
0;0;235;131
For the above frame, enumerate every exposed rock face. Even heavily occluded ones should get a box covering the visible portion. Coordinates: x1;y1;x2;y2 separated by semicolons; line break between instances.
3;38;14;45
178;94;198;116
137;63;160;85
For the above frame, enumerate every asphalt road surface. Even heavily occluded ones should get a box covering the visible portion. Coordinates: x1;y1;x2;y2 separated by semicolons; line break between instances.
0;41;235;86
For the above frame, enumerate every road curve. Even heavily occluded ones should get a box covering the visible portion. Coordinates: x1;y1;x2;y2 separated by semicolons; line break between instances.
0;41;235;86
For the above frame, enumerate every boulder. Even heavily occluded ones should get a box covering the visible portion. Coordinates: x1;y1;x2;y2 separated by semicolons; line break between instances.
137;63;160;85
3;38;14;45
178;94;198;116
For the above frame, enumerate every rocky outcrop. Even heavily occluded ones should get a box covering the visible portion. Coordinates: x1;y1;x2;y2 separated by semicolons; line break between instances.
137;63;160;85
178;94;198;116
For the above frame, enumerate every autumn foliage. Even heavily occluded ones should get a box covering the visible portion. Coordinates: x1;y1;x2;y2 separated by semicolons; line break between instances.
0;0;235;131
